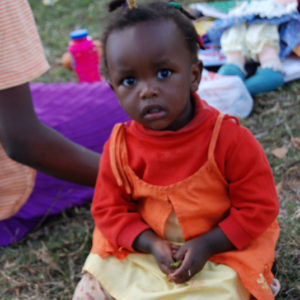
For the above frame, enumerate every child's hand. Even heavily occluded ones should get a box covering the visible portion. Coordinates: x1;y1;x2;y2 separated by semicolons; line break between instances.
168;227;235;284
150;239;177;275
133;229;177;275
167;235;212;283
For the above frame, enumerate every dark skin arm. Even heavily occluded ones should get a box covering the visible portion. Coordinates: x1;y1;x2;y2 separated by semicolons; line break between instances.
0;83;100;186
133;227;235;283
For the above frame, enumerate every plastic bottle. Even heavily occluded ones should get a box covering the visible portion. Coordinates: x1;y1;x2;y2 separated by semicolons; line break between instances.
68;29;101;82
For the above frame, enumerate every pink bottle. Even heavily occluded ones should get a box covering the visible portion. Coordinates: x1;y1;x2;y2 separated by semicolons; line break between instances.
68;29;101;82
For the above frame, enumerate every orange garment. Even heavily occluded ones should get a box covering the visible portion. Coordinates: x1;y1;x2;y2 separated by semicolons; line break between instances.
0;0;49;90
91;96;278;251
91;113;279;300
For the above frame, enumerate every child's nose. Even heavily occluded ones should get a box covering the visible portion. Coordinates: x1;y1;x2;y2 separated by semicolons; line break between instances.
139;81;159;99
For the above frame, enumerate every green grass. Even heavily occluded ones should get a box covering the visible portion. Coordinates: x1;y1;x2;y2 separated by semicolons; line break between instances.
1;0;300;299
246;90;300;299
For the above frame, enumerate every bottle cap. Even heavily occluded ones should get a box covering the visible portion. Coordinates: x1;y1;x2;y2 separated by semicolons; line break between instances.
70;29;88;40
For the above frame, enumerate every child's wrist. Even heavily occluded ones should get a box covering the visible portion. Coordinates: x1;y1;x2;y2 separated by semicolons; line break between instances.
201;227;235;256
132;229;160;253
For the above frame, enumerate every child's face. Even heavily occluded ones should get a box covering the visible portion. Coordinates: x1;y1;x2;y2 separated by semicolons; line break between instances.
106;20;202;131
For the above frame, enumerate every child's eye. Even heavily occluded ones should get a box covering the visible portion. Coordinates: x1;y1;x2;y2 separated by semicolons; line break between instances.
157;69;172;79
122;77;136;87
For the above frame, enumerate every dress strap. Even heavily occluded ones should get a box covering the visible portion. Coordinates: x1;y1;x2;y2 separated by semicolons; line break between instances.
207;113;225;161
109;123;131;194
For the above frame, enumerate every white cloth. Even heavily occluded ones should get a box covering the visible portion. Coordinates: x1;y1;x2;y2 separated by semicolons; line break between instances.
228;0;297;18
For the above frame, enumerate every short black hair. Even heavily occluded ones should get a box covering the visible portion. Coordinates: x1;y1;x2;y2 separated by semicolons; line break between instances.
101;0;199;79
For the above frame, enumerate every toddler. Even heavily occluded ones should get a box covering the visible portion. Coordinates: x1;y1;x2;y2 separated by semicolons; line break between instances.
73;1;280;299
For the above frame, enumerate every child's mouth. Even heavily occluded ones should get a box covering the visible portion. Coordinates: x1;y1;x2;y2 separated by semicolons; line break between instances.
142;105;166;120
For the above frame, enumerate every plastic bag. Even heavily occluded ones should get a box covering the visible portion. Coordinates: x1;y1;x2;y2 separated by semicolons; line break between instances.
197;69;253;118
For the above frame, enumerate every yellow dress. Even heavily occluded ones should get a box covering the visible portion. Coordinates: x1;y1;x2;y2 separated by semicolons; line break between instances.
83;211;250;300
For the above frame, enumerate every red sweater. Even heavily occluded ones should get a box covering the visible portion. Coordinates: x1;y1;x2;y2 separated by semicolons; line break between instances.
92;95;279;250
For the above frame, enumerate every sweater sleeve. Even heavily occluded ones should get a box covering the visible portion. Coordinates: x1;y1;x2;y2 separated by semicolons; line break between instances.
91;139;150;251
218;125;279;250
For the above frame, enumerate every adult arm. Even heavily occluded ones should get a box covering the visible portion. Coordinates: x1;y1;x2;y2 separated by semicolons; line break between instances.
0;83;100;186
0;1;100;186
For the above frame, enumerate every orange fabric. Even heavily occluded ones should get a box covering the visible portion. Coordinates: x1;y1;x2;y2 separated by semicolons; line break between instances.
92;113;279;300
120;114;231;241
92;96;279;251
0;0;49;90
0;144;36;221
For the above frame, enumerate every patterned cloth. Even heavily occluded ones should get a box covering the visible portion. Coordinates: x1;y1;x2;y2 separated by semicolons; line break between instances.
220;23;280;61
0;144;36;221
73;273;115;300
0;0;49;90
206;11;300;58
228;0;297;18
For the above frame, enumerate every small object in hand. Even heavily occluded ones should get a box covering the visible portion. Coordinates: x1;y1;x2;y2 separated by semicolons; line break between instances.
188;269;192;277
170;261;181;268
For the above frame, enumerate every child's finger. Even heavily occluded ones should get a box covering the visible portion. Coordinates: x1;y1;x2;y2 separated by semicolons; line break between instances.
170;244;180;251
168;250;198;283
160;263;173;275
168;261;196;283
168;265;191;283
171;245;180;257
173;245;187;261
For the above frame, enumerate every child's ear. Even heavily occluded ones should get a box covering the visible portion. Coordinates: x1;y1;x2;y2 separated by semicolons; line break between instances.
190;60;203;93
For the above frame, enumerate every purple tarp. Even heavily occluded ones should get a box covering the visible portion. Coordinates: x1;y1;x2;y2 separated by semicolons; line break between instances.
0;82;129;247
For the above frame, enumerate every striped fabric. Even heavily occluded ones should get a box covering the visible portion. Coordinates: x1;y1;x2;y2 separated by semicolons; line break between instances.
0;144;36;221
0;0;49;90
0;0;49;220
